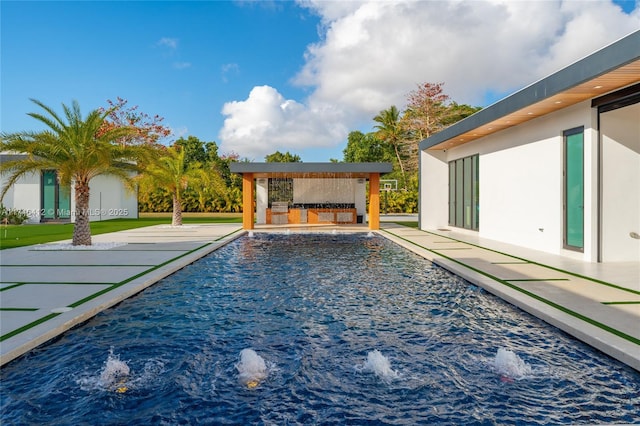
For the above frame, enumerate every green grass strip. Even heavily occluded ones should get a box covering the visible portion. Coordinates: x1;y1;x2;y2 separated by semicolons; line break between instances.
0;308;38;312
1;313;60;342
0;283;24;291
602;301;640;305
382;228;640;346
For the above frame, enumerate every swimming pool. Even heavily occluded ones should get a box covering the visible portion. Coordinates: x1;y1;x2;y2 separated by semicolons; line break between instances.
1;233;639;425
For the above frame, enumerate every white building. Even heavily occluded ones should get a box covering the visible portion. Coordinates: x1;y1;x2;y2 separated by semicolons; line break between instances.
1;154;138;223
419;31;639;263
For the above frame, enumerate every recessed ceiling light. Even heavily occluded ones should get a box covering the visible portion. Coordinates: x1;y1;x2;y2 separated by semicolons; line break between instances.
594;85;603;89
527;112;533;115
554;101;562;104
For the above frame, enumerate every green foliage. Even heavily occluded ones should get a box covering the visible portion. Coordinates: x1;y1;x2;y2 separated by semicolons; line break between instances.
174;136;207;165
380;173;419;213
0;204;30;225
343;131;394;163
265;151;302;162
137;137;243;214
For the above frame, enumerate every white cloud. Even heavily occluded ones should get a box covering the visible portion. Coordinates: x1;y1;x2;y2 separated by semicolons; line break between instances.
219;0;639;161
157;37;178;50
219;85;347;160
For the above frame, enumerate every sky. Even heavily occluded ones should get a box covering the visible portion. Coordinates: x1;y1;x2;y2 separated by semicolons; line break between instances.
1;1;639;162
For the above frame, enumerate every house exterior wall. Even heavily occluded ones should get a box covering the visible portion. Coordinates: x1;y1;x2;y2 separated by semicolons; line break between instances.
1;172;42;223
1;169;137;223
600;105;640;261
76;174;138;222
420;100;600;261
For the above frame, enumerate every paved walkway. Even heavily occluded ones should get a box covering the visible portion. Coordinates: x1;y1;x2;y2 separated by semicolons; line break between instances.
1;222;639;372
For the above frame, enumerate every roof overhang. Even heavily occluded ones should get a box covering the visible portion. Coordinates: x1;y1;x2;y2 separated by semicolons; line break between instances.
420;30;640;151
229;162;393;179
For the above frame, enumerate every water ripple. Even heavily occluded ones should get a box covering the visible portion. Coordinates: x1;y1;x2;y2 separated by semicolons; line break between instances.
2;233;639;425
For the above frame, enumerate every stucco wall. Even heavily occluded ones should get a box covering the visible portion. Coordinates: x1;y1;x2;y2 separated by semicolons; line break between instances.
600;104;640;262
0;172;41;223
76;174;138;221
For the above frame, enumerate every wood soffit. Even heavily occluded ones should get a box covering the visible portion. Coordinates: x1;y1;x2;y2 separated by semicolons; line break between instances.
428;58;640;150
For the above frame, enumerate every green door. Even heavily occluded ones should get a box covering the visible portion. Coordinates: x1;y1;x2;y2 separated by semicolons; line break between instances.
41;170;71;221
564;129;584;250
42;170;56;219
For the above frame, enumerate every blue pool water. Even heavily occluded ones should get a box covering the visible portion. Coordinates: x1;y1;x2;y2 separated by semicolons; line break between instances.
1;233;639;425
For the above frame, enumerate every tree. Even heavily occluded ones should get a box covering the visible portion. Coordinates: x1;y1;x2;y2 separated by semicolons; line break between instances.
343;130;393;163
373;105;407;188
189;162;228;212
174;136;207;165
137;146;199;226
98;97;171;146
265;151;302;162
0;99;148;245
401;82;481;172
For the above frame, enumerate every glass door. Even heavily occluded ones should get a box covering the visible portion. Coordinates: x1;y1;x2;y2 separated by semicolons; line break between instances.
564;128;584;251
41;170;71;221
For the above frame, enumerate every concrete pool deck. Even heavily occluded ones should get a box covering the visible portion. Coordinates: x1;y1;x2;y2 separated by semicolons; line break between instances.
1;222;638;372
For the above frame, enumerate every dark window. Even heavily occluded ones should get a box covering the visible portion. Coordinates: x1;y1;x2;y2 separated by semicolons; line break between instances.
448;154;479;230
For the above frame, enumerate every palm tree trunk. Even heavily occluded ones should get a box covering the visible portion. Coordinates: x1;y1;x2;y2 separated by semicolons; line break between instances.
73;178;92;246
393;144;407;189
172;194;183;226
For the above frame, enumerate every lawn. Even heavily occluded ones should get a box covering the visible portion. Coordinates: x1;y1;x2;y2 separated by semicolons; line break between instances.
0;213;242;249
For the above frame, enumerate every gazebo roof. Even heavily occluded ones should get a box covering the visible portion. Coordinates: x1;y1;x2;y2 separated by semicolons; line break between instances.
229;162;393;178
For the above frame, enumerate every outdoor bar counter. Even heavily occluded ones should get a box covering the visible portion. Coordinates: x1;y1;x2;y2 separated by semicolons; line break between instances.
266;203;358;225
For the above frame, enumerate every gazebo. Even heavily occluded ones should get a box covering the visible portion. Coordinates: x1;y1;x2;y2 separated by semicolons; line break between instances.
229;162;393;230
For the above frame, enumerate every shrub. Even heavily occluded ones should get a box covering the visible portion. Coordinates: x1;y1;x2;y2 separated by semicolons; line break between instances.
0;204;30;225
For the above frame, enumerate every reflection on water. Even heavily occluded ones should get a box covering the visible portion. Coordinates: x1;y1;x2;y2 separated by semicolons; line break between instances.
1;233;639;425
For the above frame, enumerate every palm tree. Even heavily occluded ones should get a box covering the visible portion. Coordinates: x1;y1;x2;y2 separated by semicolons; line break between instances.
0;99;148;245
373;105;407;188
137;146;201;226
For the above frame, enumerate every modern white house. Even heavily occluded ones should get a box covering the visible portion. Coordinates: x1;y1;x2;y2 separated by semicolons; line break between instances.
419;30;639;263
1;154;138;223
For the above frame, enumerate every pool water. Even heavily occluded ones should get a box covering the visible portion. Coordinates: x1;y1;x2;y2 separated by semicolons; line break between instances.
1;233;639;425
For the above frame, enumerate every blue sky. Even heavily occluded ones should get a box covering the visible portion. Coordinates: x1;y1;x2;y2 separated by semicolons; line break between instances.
2;1;638;162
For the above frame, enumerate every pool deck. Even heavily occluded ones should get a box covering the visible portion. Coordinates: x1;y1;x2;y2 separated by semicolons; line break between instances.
1;222;639;372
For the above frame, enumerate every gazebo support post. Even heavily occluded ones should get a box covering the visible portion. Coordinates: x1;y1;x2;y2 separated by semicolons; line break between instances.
369;173;381;230
242;173;254;229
